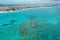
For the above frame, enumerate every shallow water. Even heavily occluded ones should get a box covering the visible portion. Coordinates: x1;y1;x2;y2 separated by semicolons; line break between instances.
0;7;60;40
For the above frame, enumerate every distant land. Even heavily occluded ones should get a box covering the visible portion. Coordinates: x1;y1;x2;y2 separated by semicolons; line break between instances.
0;3;60;12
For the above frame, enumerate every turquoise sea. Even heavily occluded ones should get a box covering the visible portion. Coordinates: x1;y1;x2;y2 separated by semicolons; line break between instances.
0;6;60;40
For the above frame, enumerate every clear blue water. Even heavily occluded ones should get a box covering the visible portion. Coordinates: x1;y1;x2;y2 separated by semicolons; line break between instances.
0;6;60;40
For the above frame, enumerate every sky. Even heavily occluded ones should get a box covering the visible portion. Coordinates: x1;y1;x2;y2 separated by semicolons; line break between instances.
0;0;60;4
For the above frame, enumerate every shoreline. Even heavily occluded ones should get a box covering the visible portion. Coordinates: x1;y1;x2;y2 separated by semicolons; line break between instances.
0;6;60;13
